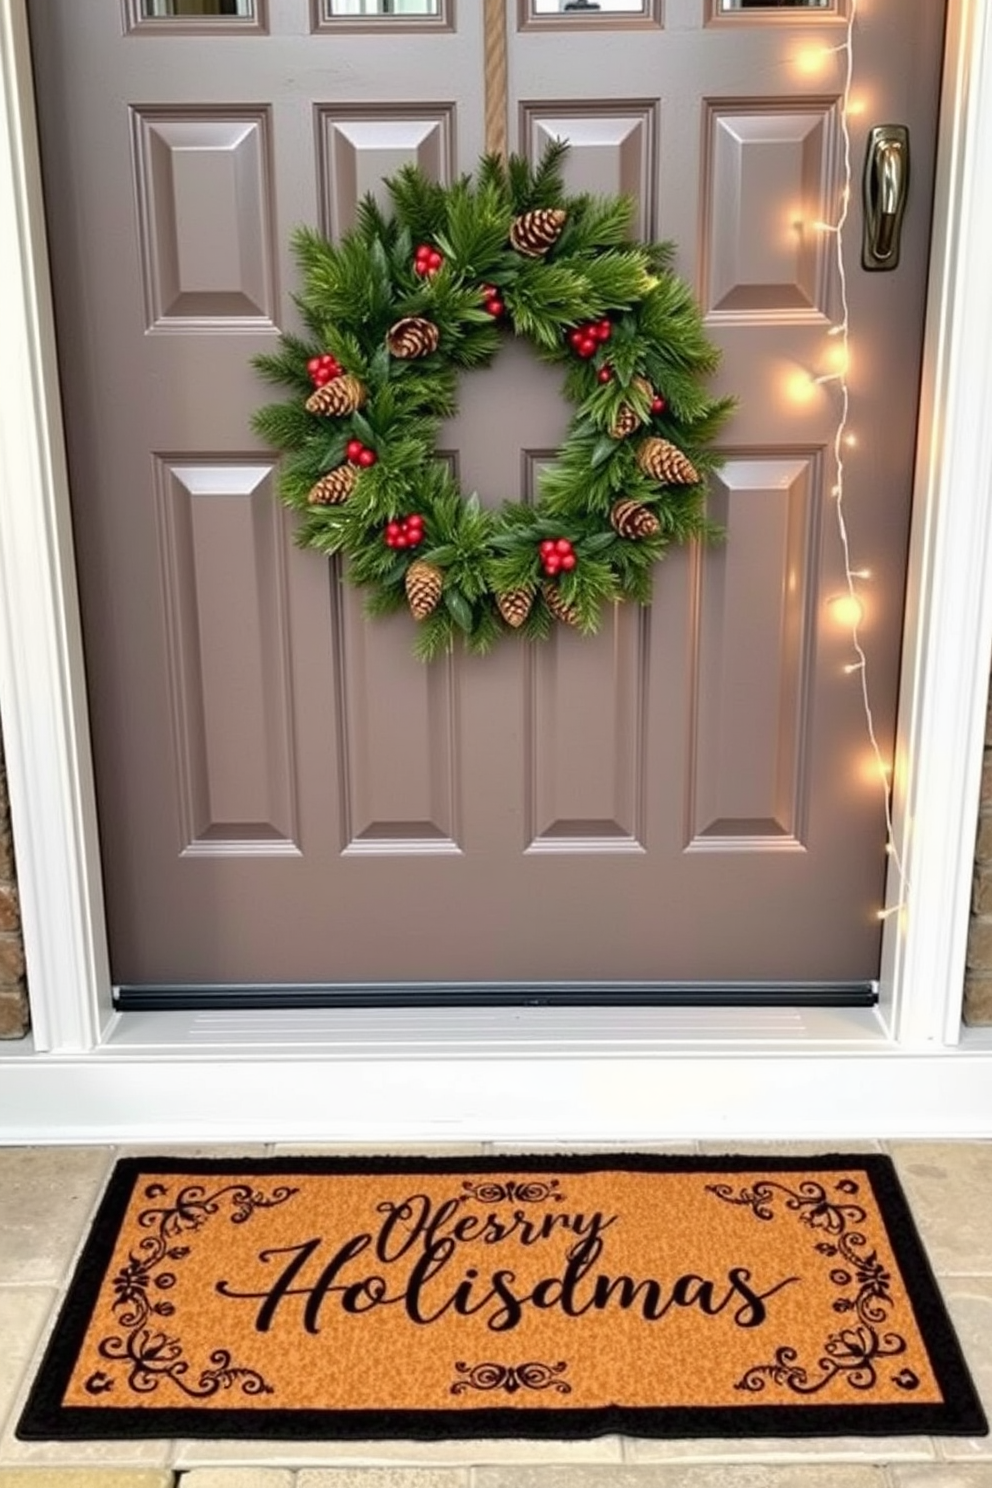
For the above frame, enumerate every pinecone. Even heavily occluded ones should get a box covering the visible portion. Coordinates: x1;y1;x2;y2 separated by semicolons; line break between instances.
610;377;656;439
304;373;366;417
405;560;443;620
387;316;440;359
542;582;580;627
496;588;534;629
610;403;642;440
307;465;357;505
509;207;567;257
610;498;660;539
635;436;700;485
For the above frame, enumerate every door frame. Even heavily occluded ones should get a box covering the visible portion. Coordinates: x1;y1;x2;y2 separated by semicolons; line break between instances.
2;0;992;1142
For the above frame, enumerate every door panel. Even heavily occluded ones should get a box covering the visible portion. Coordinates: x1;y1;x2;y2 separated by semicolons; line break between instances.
27;0;944;990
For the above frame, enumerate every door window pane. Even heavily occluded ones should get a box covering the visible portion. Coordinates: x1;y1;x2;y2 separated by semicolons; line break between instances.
530;1;647;12
718;1;832;9
140;0;254;15
324;0;440;16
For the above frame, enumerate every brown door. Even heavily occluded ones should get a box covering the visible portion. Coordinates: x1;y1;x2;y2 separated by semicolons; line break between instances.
26;0;944;992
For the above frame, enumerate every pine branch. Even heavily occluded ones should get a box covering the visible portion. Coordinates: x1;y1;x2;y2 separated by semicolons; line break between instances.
252;348;308;391
384;164;450;243
412;609;457;661
528;139;569;206
252;401;316;452
558;195;638;255
507;153;535;214
354;192;398;249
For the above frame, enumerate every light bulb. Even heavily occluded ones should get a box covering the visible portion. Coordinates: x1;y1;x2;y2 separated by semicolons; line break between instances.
830;594;865;628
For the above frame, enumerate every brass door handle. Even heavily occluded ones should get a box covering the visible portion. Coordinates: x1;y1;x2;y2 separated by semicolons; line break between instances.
862;125;910;270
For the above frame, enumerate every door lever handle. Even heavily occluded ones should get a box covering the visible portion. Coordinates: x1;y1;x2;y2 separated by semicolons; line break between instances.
862;125;910;271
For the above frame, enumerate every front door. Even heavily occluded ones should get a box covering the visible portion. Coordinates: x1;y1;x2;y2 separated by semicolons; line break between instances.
26;0;944;995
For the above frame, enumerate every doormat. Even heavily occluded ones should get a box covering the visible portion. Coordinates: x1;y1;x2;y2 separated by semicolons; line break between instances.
17;1154;987;1442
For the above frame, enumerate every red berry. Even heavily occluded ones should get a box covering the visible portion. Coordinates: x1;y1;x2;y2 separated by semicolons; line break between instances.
429;250;443;267
560;553;577;571
407;529;423;546
314;370;330;386
307;356;321;374
320;353;334;365
539;539;556;556
485;298;504;317
597;367;613;383
394;534;408;548
357;448;377;468
555;538;572;555
406;513;424;529
415;243;431;259
346;439;364;461
386;520;401;538
544;555;561;575
651;395;667;414
568;328;584;346
596;319;612;340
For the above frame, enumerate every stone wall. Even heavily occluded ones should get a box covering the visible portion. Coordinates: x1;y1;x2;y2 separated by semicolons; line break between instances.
0;729;29;1038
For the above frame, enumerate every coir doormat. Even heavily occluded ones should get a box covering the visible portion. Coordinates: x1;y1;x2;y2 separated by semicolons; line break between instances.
17;1153;987;1441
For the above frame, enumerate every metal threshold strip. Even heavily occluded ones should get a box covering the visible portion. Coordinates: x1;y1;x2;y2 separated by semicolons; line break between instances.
115;981;877;1011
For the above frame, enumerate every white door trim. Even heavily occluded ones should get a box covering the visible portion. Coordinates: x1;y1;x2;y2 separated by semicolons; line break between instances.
0;0;113;1054
1;0;992;1139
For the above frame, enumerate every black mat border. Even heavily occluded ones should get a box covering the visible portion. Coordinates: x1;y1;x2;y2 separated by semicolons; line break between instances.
16;1151;988;1441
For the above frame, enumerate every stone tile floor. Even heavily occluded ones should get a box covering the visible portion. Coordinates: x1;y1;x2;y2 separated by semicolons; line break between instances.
1;1141;992;1488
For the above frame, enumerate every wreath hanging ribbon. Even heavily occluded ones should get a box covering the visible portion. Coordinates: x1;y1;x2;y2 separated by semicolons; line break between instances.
253;142;733;660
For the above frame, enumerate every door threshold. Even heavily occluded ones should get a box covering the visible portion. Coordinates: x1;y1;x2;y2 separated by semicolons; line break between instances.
114;981;878;1012
99;1000;890;1056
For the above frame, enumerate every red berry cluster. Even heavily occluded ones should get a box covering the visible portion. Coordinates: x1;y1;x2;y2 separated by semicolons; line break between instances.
346;437;377;469
414;243;444;277
384;514;425;550
480;283;505;318
568;318;612;359
307;353;342;388
539;538;577;575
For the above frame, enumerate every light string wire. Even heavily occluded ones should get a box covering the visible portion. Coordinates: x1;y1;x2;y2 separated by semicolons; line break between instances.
820;0;908;920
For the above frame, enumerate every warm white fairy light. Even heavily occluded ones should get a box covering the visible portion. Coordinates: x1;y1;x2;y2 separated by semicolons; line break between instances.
817;0;909;919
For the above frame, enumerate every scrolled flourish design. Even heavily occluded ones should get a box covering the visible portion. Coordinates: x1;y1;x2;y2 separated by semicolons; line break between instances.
451;1360;571;1396
98;1330;273;1400
461;1178;563;1205
705;1178;865;1234
138;1181;298;1238
708;1172;911;1401
93;1177;297;1401
736;1325;906;1397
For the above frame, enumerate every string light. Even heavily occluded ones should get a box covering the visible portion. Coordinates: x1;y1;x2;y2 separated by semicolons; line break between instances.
811;0;909;923
829;593;866;628
876;904;903;923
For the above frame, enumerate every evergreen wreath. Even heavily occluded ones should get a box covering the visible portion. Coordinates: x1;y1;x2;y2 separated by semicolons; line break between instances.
253;142;733;661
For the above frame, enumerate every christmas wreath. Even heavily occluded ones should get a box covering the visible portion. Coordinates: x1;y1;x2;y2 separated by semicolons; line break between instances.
253;142;732;660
